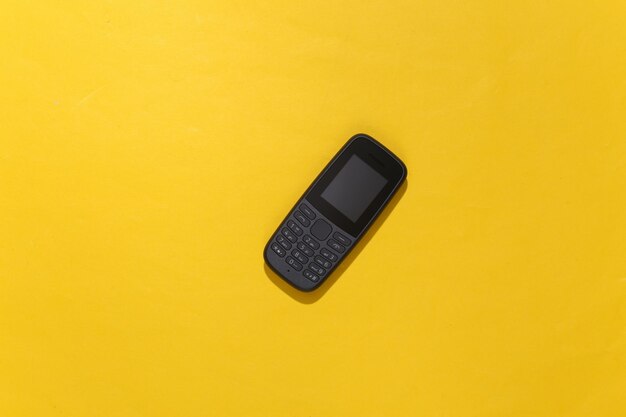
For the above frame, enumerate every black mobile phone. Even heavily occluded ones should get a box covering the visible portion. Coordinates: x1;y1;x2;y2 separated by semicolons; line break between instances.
264;133;407;292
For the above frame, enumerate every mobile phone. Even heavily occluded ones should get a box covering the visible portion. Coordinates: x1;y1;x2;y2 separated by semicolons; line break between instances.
264;133;407;292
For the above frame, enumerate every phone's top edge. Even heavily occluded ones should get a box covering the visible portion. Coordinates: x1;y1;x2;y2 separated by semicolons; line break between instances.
348;133;408;179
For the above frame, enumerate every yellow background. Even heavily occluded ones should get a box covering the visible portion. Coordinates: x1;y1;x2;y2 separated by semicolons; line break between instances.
1;1;625;416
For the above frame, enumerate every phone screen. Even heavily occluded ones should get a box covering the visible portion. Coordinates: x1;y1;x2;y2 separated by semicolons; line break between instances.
320;155;388;222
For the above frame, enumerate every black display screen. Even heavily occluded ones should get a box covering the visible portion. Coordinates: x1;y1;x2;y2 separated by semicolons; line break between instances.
320;155;388;222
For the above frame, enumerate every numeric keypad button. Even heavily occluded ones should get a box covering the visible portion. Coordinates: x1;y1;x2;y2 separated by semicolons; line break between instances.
281;228;297;243
302;235;320;250
276;234;292;250
314;256;332;269
303;270;320;282
309;263;326;276
270;243;286;257
287;220;303;236
320;248;338;262
285;256;303;271
296;242;315;257
291;249;309;264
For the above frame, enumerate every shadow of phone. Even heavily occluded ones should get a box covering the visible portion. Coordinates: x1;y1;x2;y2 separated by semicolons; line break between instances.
263;179;408;303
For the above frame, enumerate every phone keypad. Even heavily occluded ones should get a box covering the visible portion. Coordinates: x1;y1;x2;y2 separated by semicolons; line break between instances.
271;203;353;284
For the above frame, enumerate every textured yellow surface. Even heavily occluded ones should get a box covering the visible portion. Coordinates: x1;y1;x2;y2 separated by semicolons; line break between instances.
1;1;626;416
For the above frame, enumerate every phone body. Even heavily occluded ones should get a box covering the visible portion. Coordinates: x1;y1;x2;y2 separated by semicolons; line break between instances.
264;133;407;292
